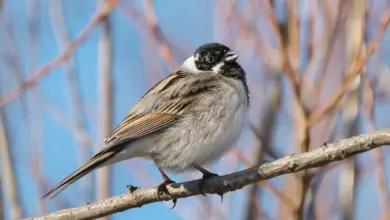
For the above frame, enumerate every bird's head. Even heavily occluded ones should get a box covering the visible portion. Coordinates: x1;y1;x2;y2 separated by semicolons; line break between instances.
181;42;241;75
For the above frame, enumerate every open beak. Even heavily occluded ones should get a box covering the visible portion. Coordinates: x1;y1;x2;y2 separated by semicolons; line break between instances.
224;51;239;63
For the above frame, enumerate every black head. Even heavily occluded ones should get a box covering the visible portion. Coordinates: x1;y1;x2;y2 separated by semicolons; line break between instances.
180;42;249;104
193;42;239;71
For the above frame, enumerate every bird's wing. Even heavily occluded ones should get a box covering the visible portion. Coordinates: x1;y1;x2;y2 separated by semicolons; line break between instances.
95;112;179;158
98;72;193;155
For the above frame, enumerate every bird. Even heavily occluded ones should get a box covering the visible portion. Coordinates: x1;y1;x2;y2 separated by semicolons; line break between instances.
42;42;249;207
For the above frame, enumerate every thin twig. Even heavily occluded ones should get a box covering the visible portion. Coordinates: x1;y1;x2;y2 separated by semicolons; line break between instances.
244;76;281;220
338;1;365;219
95;1;113;220
267;1;311;219
311;0;346;109
119;0;178;71
366;78;389;210
0;115;23;219
119;1;186;59
48;0;93;202
25;129;390;220
301;0;317;79
0;176;3;220
4;15;50;216
287;0;300;73
267;0;302;104
229;3;281;75
308;12;390;126
143;0;177;70
0;1;118;108
27;0;47;215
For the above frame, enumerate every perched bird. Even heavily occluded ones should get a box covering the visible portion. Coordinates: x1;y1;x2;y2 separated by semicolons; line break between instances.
42;42;249;206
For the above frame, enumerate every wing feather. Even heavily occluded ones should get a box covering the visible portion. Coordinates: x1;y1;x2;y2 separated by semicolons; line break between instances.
95;112;178;159
101;71;210;148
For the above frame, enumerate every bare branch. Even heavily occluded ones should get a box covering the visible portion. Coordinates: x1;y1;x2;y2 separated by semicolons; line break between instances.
244;76;281;220
0;177;3;220
0;0;118;108
143;0;177;70
95;2;114;219
0;116;23;219
311;0;346;108
308;12;390;126
48;0;94;201
366;78;390;210
25;129;390;220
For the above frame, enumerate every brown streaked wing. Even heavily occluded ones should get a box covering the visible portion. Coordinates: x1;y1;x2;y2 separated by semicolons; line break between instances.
94;112;179;159
96;71;218;159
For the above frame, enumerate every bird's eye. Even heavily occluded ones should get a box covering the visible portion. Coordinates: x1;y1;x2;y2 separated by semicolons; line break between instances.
206;55;214;63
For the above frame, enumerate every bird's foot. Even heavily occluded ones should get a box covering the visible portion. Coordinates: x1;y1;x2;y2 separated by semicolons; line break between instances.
157;178;176;196
198;171;224;202
157;177;177;209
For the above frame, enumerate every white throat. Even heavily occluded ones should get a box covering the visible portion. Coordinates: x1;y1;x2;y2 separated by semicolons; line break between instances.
181;55;201;74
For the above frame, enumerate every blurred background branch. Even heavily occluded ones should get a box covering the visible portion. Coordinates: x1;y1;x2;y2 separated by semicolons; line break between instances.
244;75;281;220
95;1;113;220
1;1;390;220
27;0;47;215
0;115;23;219
0;1;117;108
338;1;365;219
48;0;94;202
0;176;3;220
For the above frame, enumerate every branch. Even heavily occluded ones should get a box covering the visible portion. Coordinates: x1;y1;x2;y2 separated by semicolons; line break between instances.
25;129;390;220
143;0;177;70
0;177;3;220
0;0;118;108
244;76;281;220
95;0;113;217
308;12;390;126
0;116;23;219
48;0;94;202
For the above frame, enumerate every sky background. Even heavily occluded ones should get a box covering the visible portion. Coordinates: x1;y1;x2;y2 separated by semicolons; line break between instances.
1;0;390;220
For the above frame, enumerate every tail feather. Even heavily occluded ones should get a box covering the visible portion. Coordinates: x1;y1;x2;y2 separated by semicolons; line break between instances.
42;151;116;200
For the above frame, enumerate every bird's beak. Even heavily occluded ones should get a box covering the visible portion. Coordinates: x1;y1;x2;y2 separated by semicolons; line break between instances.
224;51;239;62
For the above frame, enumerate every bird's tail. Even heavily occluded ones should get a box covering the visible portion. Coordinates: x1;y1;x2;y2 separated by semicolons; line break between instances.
41;151;116;200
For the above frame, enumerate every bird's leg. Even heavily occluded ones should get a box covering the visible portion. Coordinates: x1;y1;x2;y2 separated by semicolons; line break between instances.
157;167;176;195
194;165;223;201
157;167;177;208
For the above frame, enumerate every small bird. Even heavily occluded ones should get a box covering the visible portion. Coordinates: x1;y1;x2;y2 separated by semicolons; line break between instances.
42;42;249;206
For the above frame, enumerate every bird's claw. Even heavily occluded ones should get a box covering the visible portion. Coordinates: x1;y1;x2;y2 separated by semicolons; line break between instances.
216;191;224;203
198;172;219;196
157;178;177;209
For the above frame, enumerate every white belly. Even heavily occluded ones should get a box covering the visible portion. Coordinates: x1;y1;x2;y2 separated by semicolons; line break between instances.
191;102;247;166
